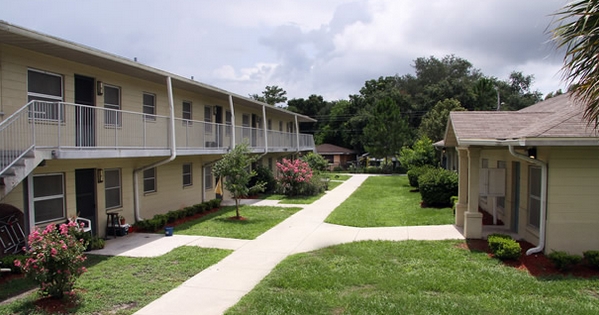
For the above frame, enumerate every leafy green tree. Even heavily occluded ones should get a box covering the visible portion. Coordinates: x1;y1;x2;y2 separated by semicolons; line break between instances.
362;97;411;159
301;152;328;173
213;143;265;219
552;0;599;127
398;136;438;170
473;77;499;111
419;98;466;141
249;85;288;106
287;94;330;135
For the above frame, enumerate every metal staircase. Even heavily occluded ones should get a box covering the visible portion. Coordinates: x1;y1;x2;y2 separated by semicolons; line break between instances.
0;102;45;201
1;149;48;200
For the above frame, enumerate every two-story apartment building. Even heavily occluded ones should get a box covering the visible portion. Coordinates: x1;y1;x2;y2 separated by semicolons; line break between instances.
0;21;316;244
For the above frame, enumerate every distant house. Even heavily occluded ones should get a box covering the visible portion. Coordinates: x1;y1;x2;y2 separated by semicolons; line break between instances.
315;144;357;170
443;93;599;255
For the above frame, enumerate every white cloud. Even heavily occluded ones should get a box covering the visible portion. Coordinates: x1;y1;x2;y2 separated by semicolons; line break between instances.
0;0;570;101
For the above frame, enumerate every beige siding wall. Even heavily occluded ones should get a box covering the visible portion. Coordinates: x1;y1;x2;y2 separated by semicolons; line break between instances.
0;41;311;240
545;147;599;254
3;156;213;236
478;148;538;245
478;146;599;254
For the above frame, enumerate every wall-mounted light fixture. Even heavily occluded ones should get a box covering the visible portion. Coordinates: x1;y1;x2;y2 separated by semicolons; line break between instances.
97;169;104;183
97;81;104;95
527;147;537;159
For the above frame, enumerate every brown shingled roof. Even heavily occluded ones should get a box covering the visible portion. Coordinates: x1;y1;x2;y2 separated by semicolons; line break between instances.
315;144;356;155
444;93;599;147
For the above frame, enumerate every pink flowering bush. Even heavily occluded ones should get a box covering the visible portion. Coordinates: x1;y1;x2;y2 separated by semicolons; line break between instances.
276;158;324;196
14;219;87;299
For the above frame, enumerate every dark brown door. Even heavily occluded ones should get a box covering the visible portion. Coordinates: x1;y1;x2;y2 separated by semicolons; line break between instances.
75;75;95;147
76;169;97;235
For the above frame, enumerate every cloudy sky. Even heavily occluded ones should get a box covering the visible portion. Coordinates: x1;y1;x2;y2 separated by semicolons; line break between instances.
1;0;569;101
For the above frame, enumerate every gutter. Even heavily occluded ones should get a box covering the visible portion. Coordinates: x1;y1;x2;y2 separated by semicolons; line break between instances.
508;145;547;255
132;76;177;222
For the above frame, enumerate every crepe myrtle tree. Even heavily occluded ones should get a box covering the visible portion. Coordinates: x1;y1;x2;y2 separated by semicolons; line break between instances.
213;142;266;219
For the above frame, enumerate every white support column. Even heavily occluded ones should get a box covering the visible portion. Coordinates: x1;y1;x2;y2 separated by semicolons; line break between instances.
455;148;469;227
228;95;236;148
464;147;483;238
294;115;300;151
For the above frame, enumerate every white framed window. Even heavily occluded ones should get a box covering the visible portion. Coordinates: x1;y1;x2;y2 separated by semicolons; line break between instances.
267;119;272;130
143;93;156;121
528;166;542;229
225;110;232;136
182;101;192;126
27;69;64;122
33;173;65;224
205;166;213;189
143;167;157;193
105;169;122;209
104;85;121;127
279;121;283;132
204;106;213;134
183;163;192;187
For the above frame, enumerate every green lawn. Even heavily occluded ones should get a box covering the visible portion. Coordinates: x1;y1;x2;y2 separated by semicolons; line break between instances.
323;173;352;181
174;205;301;239
263;178;344;205
226;240;599;315
325;175;454;227
0;246;230;314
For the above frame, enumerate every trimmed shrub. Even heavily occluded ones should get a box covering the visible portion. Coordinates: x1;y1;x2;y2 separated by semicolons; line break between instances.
249;165;277;193
209;199;222;209
583;250;599;269
1;254;26;274
332;166;344;172
548;251;583;271
166;211;178;223
418;168;458;207
487;234;521;261
89;236;105;250
487;233;513;253
407;165;435;188
494;241;521;261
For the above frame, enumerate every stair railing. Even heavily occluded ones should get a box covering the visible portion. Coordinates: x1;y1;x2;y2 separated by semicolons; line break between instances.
0;101;35;176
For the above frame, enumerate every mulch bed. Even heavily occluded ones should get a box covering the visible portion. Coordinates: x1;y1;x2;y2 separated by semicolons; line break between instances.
460;239;599;278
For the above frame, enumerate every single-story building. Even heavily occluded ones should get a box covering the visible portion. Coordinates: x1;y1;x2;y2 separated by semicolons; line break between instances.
443;93;599;255
315;144;357;170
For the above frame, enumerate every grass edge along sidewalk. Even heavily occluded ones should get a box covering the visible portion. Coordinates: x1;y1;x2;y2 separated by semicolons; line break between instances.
225;240;599;315
325;175;454;227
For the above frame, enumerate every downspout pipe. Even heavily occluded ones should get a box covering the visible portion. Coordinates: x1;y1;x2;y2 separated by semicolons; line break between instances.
508;145;547;255
133;76;177;222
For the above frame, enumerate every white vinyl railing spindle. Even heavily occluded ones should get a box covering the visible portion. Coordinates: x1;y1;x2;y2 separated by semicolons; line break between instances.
0;101;314;169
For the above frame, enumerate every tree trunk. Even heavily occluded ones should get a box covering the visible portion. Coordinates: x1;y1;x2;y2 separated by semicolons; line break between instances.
235;198;240;219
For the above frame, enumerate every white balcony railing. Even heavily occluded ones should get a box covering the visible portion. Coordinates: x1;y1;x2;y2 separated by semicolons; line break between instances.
0;101;314;162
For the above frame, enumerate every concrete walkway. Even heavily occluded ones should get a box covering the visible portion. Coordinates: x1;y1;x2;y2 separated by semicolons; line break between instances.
93;174;465;315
